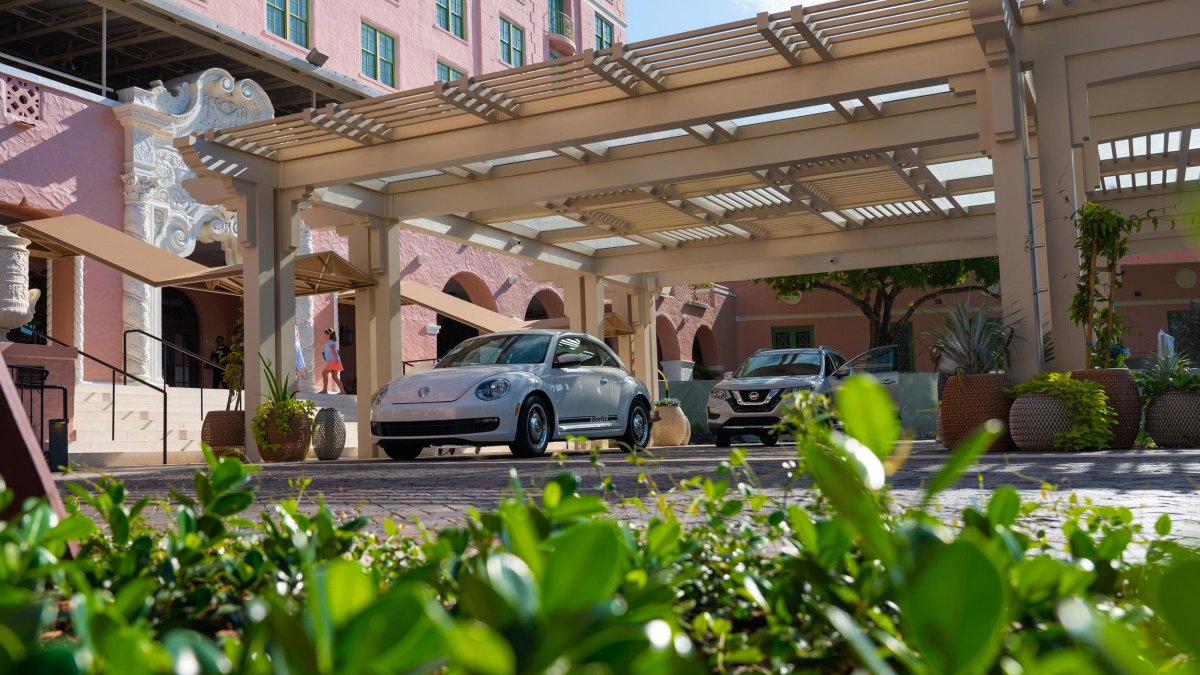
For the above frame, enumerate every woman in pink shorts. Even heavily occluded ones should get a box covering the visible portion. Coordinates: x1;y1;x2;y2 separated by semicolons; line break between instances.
320;328;345;394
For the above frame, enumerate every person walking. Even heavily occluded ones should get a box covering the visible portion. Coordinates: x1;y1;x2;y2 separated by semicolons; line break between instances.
320;328;345;394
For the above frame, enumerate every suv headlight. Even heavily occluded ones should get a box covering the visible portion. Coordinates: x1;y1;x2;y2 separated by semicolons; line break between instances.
475;378;511;401
709;388;730;401
372;385;390;406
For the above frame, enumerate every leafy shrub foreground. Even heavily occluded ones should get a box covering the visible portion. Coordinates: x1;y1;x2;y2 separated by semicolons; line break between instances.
2;376;1199;674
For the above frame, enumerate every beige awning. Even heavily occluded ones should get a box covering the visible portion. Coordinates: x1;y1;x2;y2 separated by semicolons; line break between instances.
12;215;373;298
396;282;526;333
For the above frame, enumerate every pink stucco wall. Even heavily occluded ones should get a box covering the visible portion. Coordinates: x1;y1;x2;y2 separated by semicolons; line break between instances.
0;70;125;382
176;0;625;93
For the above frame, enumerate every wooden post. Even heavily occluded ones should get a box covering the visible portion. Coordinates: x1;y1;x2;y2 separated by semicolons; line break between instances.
0;351;68;523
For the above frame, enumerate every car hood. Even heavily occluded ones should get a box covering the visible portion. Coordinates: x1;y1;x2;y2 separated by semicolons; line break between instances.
383;365;538;404
716;375;821;390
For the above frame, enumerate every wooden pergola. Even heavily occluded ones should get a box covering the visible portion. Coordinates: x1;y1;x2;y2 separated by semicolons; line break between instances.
178;0;1200;459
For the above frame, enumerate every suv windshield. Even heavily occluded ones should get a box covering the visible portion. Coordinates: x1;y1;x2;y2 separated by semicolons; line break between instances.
437;334;551;368
735;351;822;378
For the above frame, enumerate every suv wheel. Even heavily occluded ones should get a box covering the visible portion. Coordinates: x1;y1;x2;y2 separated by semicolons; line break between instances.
760;431;779;447
380;442;425;461
715;431;732;448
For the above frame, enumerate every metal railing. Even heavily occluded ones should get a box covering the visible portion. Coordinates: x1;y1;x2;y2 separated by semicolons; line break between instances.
403;358;438;374
7;364;68;450
123;329;227;420
549;10;574;40
22;327;169;464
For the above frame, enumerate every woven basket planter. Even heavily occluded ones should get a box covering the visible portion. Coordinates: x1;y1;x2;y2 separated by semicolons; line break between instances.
650;405;690;447
200;410;245;458
313;407;346;460
1008;394;1073;451
940;373;1013;452
1070;368;1141;449
1146;391;1200;448
257;409;313;462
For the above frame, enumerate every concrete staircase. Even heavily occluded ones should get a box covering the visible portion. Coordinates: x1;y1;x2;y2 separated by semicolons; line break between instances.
68;382;359;468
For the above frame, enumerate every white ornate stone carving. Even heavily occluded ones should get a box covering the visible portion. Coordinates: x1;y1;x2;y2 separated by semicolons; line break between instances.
0;225;40;332
295;223;317;392
115;69;272;382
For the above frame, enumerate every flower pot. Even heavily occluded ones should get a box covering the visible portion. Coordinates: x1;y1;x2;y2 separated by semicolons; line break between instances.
1008;394;1073;451
313;407;346;460
257;409;313;462
649;405;690;447
1070;368;1141;449
201;410;245;458
1145;391;1200;448
939;373;1013;452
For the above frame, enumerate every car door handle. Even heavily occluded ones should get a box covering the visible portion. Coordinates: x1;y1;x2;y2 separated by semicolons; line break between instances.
879;378;897;385
600;378;609;384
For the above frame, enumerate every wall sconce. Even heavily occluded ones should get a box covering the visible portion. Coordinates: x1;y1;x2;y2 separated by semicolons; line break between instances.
305;48;330;67
426;323;442;335
416;253;431;265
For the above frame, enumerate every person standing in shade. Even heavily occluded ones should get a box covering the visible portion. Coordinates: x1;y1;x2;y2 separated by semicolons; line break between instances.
320;328;345;394
209;336;230;389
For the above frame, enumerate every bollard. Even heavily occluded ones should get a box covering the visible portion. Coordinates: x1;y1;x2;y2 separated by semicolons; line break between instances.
48;418;68;472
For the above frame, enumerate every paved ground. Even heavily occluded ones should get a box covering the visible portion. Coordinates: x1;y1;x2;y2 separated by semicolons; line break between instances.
57;442;1200;544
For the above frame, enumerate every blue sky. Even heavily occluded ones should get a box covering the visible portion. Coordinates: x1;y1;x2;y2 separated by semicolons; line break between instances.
627;1;831;42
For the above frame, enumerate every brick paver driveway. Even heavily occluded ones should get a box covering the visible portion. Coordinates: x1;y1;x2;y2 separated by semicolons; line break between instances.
58;443;1200;542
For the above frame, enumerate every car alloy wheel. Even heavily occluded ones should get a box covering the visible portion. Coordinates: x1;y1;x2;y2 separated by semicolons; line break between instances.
511;396;551;457
631;406;649;446
527;404;548;448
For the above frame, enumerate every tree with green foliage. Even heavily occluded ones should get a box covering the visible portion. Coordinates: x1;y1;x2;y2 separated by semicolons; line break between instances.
762;257;1001;350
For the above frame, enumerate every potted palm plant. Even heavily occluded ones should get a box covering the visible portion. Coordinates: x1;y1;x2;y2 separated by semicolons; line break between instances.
251;354;316;462
201;316;245;458
1136;353;1200;448
1069;202;1161;448
926;299;1017;452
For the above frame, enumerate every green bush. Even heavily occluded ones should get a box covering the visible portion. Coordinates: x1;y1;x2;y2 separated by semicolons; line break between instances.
1010;372;1117;451
1;376;1198;674
1136;353;1200;405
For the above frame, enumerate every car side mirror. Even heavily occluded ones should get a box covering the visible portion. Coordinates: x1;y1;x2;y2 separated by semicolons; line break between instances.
555;353;584;368
833;368;849;379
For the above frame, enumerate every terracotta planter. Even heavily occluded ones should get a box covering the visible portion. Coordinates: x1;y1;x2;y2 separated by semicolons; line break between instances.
1070;368;1141;449
1008;394;1072;451
649;405;690;447
1146;391;1200;448
939;373;1013;452
257;408;313;462
200;410;245;458
313;407;346;460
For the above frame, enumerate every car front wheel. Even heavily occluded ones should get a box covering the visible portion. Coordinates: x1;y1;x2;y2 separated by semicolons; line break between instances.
509;395;551;458
618;400;651;452
380;441;425;461
715;430;732;448
760;431;779;447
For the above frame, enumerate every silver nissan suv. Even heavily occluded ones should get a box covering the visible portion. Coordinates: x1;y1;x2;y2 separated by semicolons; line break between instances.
707;345;901;447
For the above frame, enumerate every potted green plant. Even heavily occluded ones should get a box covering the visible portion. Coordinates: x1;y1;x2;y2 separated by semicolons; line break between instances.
1007;372;1115;451
201;315;245;458
649;397;690;447
926;298;1017;452
1068;202;1161;448
251;353;316;462
1135;353;1200;448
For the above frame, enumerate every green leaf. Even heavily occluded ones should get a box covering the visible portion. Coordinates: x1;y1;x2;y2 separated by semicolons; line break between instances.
542;481;562;510
209;492;253;517
834;375;900;461
162;630;231;675
113;579;156;622
547;495;608;521
825;605;898;675
646;519;681;559
787;505;818;552
1156;559;1200;658
320;560;377;630
986;486;1020;529
901;540;1007;675
43;514;96;544
922;420;1002;506
803;443;897;569
542;522;624;615
1155;513;1172;537
336;586;447;674
444;620;515;675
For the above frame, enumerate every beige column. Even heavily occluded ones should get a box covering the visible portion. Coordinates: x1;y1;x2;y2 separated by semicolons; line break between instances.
562;273;605;338
238;183;274;463
1033;56;1089;371
608;288;634;366
631;281;659;400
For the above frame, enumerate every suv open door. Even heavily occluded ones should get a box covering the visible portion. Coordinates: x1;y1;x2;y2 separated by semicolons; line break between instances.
830;345;901;402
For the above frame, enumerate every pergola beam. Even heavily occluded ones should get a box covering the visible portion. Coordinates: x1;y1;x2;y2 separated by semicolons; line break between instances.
757;12;805;66
755;167;862;228
610;43;667;92
582;48;642;96
881;151;954;217
791;6;833;61
436;79;521;121
303;105;394;146
896;147;967;216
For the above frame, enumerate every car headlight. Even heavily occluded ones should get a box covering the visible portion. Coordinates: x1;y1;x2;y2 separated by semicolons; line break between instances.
709;388;730;401
372;385;390;406
475;378;511;401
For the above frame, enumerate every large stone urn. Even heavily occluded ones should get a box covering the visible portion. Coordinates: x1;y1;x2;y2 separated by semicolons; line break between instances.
313;407;346;460
0;225;40;332
650;402;691;447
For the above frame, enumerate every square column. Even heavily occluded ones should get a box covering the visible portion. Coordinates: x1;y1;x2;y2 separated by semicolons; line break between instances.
631;282;659;400
1033;56;1089;371
563;274;605;339
608;289;634;367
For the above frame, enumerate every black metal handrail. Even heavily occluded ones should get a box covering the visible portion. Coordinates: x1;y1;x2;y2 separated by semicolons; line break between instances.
7;365;67;450
22;326;169;464
123;328;226;420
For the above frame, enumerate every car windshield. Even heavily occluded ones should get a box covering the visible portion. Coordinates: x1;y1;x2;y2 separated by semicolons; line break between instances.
436;333;551;368
735;352;821;378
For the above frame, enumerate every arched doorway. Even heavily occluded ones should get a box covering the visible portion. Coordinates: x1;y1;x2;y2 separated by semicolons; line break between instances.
437;273;496;358
162;289;200;388
691;325;720;379
524;289;565;321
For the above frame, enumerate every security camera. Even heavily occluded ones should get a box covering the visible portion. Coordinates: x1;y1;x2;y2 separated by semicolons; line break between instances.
829;256;839;264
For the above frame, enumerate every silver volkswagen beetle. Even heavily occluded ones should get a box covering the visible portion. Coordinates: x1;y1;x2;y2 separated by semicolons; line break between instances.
370;329;653;460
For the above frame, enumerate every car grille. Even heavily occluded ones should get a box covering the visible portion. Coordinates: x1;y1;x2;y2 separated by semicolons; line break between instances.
730;388;780;412
371;418;501;437
721;416;781;429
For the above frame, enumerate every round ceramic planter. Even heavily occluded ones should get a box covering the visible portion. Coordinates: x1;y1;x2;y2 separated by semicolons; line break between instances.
1070;368;1141;449
257;409;313;462
939;373;1013;452
200;410;245;458
313;407;346;460
1008;394;1072;451
1145;391;1200;448
649;405;690;447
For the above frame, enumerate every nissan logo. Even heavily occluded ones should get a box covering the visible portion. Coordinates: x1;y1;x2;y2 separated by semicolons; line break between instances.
748;391;760;401
417;386;431;398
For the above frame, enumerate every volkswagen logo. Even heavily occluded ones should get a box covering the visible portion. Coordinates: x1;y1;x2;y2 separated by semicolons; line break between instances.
417;386;431;398
748;391;760;401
